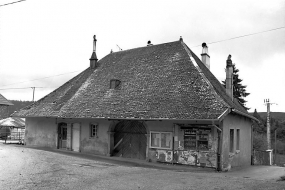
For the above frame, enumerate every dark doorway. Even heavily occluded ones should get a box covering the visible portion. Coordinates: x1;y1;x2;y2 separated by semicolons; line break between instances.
113;121;147;160
58;122;67;149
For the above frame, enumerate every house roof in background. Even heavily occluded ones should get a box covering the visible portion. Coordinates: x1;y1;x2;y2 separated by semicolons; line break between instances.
0;117;25;128
0;94;13;106
12;40;249;120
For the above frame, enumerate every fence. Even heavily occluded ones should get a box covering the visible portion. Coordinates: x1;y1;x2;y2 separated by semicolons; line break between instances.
0;129;25;144
253;149;270;165
274;153;285;167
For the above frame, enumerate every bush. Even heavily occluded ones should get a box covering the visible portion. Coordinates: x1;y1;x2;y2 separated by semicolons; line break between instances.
253;132;267;150
275;140;285;154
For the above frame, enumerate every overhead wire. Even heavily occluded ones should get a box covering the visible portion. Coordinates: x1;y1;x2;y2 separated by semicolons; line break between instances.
0;27;284;88
0;0;27;7
191;26;285;48
0;70;82;87
0;87;44;90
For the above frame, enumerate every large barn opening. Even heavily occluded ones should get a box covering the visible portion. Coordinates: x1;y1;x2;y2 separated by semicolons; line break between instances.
113;121;147;160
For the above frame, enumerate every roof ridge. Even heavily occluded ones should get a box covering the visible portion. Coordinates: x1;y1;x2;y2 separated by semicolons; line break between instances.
108;40;181;55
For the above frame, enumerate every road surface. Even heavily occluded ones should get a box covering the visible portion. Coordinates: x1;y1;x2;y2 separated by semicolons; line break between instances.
0;143;284;190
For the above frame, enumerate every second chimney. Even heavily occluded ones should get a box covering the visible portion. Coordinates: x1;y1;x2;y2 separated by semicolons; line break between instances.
90;35;98;69
226;54;233;101
201;42;210;70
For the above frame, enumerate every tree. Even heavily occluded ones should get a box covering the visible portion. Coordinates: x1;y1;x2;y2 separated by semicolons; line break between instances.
222;63;250;110
252;109;265;133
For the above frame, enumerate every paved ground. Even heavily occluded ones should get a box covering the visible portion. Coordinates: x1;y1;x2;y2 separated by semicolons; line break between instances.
0;142;284;190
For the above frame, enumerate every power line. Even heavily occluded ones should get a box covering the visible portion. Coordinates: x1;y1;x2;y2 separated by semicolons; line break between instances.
0;0;27;7
0;87;44;90
0;70;82;87
0;27;284;88
191;26;285;48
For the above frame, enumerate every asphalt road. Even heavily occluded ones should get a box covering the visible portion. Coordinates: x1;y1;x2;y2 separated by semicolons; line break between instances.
0;143;284;190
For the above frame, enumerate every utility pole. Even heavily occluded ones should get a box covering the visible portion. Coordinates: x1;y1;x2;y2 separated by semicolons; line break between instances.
31;87;35;102
31;87;43;102
264;99;277;150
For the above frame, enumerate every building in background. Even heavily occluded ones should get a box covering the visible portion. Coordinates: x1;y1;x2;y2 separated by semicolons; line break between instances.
0;94;13;120
13;36;258;171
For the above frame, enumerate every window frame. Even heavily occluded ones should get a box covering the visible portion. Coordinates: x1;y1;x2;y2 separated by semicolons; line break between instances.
90;123;98;138
149;131;173;150
110;79;121;89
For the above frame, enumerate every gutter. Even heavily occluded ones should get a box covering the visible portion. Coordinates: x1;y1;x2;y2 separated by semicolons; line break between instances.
217;108;259;122
217;108;230;121
12;115;221;124
231;109;259;122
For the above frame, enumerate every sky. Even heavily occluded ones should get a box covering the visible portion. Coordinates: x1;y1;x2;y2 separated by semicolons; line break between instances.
0;0;284;113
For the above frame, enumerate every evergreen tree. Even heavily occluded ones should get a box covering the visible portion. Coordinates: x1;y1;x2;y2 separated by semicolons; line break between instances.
222;63;250;110
252;109;265;133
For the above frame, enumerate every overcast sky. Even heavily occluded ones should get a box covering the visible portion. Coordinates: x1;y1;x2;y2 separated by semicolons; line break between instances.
0;0;284;113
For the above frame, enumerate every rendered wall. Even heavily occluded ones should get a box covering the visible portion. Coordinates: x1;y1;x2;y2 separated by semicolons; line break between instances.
55;118;111;155
145;120;173;162
145;120;218;168
79;119;110;155
25;117;57;147
222;113;252;168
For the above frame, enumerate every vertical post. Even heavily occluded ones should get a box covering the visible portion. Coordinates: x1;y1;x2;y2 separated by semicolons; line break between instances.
31;87;35;102
251;124;254;165
265;99;271;150
275;129;277;164
172;124;175;165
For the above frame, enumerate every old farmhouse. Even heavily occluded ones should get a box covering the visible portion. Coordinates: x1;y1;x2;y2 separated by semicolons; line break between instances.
13;36;257;170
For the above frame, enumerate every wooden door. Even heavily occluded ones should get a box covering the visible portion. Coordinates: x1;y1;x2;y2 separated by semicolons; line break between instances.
113;121;147;160
58;123;67;149
72;123;80;152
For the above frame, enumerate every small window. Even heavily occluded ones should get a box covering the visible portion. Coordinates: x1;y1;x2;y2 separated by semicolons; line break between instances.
230;129;234;152
236;129;240;150
150;131;172;149
90;123;98;138
110;79;121;89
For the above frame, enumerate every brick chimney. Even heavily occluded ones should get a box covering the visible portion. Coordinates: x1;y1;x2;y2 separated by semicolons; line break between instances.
90;35;98;69
226;54;233;101
201;42;210;70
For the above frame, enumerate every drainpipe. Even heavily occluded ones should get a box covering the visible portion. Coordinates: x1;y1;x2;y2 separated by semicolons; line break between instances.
172;124;175;165
251;124;254;165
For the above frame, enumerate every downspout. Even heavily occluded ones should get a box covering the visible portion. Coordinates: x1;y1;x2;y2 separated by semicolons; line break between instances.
251;124;254;165
172;124;175;165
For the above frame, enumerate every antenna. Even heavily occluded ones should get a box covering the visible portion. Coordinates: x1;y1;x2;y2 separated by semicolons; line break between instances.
116;44;122;51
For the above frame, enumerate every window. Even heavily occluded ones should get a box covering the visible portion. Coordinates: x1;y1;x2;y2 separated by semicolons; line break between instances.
230;129;234;152
90;123;98;138
110;79;121;89
150;132;172;149
236;129;240;150
184;127;211;150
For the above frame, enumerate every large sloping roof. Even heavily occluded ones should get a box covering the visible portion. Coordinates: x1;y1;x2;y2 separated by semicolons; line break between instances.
0;94;13;106
0;117;25;128
13;40;249;120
